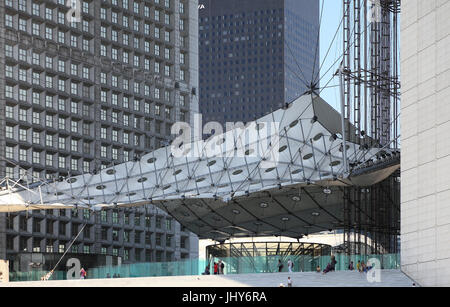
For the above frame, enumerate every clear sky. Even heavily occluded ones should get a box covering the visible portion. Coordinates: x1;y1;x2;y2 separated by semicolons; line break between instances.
318;0;343;111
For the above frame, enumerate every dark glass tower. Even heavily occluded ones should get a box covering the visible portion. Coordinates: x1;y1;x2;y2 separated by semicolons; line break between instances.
199;0;319;125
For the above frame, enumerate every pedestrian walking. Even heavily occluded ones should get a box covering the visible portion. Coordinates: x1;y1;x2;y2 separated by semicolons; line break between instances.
220;261;225;274
80;267;87;279
278;259;284;272
287;259;293;273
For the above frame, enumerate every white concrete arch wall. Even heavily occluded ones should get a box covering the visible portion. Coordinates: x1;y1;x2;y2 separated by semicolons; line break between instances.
401;0;450;287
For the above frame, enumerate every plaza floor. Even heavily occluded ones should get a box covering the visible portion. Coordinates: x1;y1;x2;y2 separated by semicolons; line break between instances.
0;270;416;287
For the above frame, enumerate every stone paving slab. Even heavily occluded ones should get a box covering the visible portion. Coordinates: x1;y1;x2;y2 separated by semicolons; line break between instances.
0;270;416;287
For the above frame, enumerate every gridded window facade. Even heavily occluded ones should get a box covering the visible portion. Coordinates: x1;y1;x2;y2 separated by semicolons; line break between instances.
198;0;319;124
0;0;197;265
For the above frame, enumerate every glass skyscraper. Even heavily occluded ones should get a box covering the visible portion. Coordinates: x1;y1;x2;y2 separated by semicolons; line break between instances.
198;0;319;125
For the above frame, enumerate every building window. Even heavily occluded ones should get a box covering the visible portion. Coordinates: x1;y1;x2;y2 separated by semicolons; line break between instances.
5;146;14;160
112;229;119;241
71;120;78;133
71;159;78;171
83;160;90;173
5;126;14;139
45;114;53;127
156;233;162;246
57;156;65;169
101;211;107;223
32;131;40;144
19;128;27;142
156;216;162;228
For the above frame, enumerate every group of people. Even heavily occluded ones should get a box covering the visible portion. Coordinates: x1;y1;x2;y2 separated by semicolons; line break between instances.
278;259;295;272
203;260;225;275
354;260;374;273
202;257;374;276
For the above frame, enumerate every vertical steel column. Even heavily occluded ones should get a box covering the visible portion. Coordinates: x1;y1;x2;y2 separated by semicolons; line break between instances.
370;1;380;143
341;0;401;257
343;0;352;133
342;0;352;260
380;1;392;146
353;0;362;141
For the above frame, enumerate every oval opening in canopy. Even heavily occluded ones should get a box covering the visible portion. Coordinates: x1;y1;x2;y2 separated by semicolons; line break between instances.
303;153;314;160
232;170;243;175
279;145;288;153
289;120;299;128
67;178;77;184
147;157;157;164
137;177;148;183
106;169;116;175
313;133;323;141
207;160;216;167
173;169;182;176
96;185;106;190
245;148;255;156
265;167;276;173
330;161;341;167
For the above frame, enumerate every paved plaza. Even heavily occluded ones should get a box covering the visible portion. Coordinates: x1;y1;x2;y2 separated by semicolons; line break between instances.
0;270;416;287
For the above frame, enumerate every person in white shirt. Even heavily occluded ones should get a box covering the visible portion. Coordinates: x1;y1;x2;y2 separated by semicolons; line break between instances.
287;259;293;273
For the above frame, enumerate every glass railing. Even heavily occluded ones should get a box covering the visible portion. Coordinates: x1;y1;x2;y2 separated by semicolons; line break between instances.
9;270;66;282
9;254;400;282
209;253;400;274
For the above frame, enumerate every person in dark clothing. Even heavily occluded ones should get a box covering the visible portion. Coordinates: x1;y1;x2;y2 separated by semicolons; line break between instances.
213;262;218;275
278;259;284;272
220;261;225;274
202;265;210;275
323;256;337;274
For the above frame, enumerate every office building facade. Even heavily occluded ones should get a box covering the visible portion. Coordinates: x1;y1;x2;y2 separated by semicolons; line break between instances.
0;0;199;269
198;0;319;125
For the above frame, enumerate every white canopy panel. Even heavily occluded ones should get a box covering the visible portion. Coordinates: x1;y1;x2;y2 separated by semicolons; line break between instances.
0;94;397;214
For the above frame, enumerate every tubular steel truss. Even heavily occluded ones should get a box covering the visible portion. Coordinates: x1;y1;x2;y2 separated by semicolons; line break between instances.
341;0;401;256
